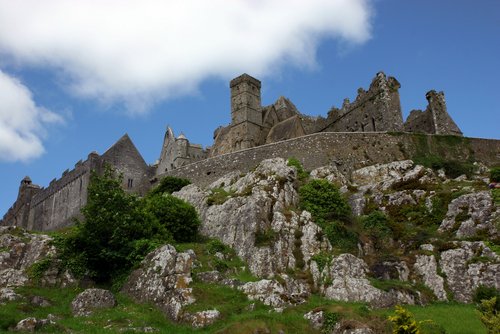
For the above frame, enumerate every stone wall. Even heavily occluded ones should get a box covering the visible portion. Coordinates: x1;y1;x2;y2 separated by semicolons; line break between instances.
159;132;500;188
404;90;463;136
1;134;152;232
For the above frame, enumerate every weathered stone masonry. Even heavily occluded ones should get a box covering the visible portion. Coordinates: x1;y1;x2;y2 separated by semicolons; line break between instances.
159;132;500;188
2;134;151;231
2;72;495;232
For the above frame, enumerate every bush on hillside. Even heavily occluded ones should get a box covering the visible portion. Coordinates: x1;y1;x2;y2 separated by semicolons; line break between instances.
143;193;200;243
287;157;309;181
490;167;500;183
299;179;356;251
149;176;191;197
299;179;351;224
55;166;199;283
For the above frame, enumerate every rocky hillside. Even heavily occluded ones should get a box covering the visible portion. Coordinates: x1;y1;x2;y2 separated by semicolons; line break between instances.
1;158;499;333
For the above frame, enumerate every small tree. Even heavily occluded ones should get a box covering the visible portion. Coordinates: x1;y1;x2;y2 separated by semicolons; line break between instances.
478;297;500;334
299;179;351;224
149;176;191;196
144;193;200;243
388;305;420;334
57;166;170;283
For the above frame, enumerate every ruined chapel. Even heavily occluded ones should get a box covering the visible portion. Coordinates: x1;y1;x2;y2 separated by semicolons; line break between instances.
2;72;470;231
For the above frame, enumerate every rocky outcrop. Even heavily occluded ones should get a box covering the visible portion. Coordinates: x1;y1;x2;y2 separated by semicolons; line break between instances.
312;254;415;307
413;254;447;301
0;227;75;288
122;244;196;321
71;288;117;316
350;160;435;192
0;287;21;303
439;191;498;238
238;274;310;311
439;241;500;302
175;158;331;278
14;316;55;332
304;310;324;330
185;309;221;328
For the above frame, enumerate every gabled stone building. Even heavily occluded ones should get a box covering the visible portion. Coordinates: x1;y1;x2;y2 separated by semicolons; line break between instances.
1;72;466;231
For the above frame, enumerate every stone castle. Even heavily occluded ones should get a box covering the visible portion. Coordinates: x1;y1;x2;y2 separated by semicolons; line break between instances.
4;72;499;231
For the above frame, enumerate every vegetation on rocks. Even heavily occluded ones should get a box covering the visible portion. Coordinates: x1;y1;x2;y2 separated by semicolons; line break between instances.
54;166;199;284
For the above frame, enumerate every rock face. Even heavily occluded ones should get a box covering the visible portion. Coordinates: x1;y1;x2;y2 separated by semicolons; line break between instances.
413;254;447;301
311;254;414;307
0;226;75;288
14;317;55;332
122;244;196;321
350;160;433;192
439;191;498;238
175;158;330;278
238;274;310;311
71;288;117;316
439;241;500;302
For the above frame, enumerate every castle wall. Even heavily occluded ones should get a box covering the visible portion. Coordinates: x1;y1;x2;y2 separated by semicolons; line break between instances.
404;91;463;136
321;73;404;133
28;157;94;231
158;132;500;189
100;134;151;195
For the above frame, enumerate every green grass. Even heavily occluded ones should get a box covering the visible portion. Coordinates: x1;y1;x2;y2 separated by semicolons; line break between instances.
0;284;489;333
407;303;487;334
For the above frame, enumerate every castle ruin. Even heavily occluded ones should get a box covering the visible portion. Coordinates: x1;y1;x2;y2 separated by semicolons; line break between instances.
2;72;478;231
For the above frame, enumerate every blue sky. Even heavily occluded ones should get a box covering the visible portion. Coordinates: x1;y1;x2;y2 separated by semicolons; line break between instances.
1;0;499;217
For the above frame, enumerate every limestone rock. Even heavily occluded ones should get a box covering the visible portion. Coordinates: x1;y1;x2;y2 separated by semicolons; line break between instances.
0;227;75;288
439;241;500;302
304;310;324;330
238;274;310;311
310;165;348;186
439;191;498;238
122;244;196;321
414;255;447;301
195;271;223;284
351;160;420;190
0;268;28;287
175;158;330;278
14;317;55;332
313;254;414;307
187;309;221;328
71;288;117;316
0;287;21;303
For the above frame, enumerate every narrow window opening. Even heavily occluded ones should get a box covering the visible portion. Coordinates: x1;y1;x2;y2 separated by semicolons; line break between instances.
127;178;133;188
372;117;376;131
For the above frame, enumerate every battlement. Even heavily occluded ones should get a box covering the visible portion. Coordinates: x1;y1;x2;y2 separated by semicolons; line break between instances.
1;71;474;232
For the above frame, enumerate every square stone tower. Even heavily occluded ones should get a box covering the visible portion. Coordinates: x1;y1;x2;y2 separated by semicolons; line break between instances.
229;73;263;150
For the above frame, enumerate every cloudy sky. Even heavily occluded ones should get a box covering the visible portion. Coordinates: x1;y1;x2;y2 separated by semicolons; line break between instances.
1;0;499;216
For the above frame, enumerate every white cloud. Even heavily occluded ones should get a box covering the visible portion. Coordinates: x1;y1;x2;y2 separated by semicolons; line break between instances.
0;70;63;162
0;0;372;113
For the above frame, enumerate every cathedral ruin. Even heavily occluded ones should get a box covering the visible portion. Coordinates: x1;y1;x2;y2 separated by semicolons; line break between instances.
2;72;474;231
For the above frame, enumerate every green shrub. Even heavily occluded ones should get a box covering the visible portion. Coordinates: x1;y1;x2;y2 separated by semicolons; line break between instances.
287;157;309;181
490;167;500;182
311;252;331;273
207;239;231;255
143;193;200;243
206;187;233;206
322;311;340;333
388;305;421;334
299;179;351;223
254;228;277;247
54;166;184;283
363;211;391;237
324;221;358;252
149;176;191;196
474;285;500;311
27;257;53;282
477;297;500;334
414;155;473;179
